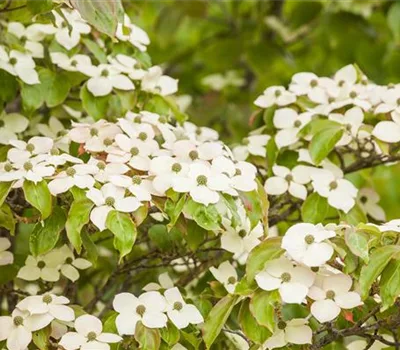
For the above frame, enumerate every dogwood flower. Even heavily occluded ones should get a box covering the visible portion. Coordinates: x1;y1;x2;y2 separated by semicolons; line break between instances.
143;272;174;291
264;165;311;200
116;14;150;51
255;86;296;109
0;47;39;84
113;291;168;335
109;174;154;202
309;273;363;323
164;287;204;329
255;257;315;304
233;134;270;161
372;111;400;143
282;223;336;267
48;164;95;195
83;158;129;183
0;237;13;266
0;113;29;144
333;64;358;93
17;294;75;323
141;66;178;96
272;108;312;148
328;107;364;146
210;261;238;294
0;309;53;350
264;319;312;349
375;85;400;114
7;136;53;163
358;188;386;221
202;70;244;91
171;139;223;162
36;116;68;148
108;54;146;80
60;315;121;350
182;121;219;142
56;245;92;282
17;253;64;282
86;183;141;231
53;9;91;50
50;52;92;73
311;168;358;213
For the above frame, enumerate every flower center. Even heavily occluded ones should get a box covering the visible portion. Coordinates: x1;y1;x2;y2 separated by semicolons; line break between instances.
235;168;242;176
173;301;183;311
65;257;73;264
101;69;109;77
328;96;335;103
42;294;53;304
138;132;148;141
397;98;400;106
90;128;98;136
345;123;352;132
134;116;142;123
196;175;207;186
238;229;247;238
274;90;282;97
23;161;33;171
360;196;368;204
21;35;27;43
97;161;106;170
9;57;17;65
105;196;115;206
4;163;12;172
349;91;357;99
171;163;182;173
195;128;202;136
326;290;335;299
70;59;78;67
130;147;139;156
50;147;60;156
37;261;46;269
189;150;198;160
277;321;287;330
293;120;302;128
242;138;250;145
66;167;76;176
13;316;23;326
329;181;338;190
280;272;291;283
285;174;293;182
26;143;35;152
304;234;315;244
227;276;237;284
132;175;142;185
310;79;318;87
159;116;167;124
87;331;97;341
103;138;113;146
136;304;146;316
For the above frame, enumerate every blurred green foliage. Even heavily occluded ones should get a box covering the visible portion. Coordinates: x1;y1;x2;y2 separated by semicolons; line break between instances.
124;0;400;143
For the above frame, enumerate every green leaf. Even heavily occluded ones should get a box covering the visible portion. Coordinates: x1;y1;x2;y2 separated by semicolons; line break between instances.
29;206;66;256
160;322;180;346
345;230;369;263
0;181;13;207
27;0;53;15
81;230;98;265
380;259;400;310
135;322;161;350
246;237;283;282
164;195;186;229
234;278;257;296
249;290;279;331
106;210;137;260
340;204;367;225
39;68;71;107
80;84;110;120
149;225;182;252
359;245;400;299
309;126;343;165
82;38;108;63
23;180;52;219
185;221;206;251
301;192;328;224
184;199;220;231
0;264;18;286
71;0;122;37
66;199;94;253
32;326;51;350
0;71;18;105
388;2;400;42
21;83;44;114
202;295;237;349
0;203;15;235
239;188;265;229
239;299;271;344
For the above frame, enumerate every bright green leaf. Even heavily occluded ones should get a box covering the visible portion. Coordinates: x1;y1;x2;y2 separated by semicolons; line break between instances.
23;180;52;219
345;230;369;263
301;192;329;224
249;290;279;331
239;299;271;344
309;126;343;165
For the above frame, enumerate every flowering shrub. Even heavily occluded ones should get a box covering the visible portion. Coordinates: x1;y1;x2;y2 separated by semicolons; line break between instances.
1;2;400;350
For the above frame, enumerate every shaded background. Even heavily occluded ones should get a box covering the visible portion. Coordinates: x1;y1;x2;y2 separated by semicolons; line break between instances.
123;0;398;142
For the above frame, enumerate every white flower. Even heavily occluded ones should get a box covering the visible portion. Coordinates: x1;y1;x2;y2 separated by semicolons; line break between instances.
0;309;53;350
372;111;400;143
113;292;168;335
86;183;141;231
377;219;400;233
182;121;219;142
264;165;311;200
50;52;92;73
171;139;223;162
202;70;244;91
0;46;39;84
264;319;312;349
7;136;54;163
311;168;358;213
272;108;312;148
17;253;64;282
174;162;230;206
83;157;129;183
53;9;91;50
254;86;296;108
48;164;95;195
309;273;362;323
141;66;178;96
109;174;154;202
56;245;92;282
60;315;121;350
333;65;358;93
375;85;400;114
0;113;28;145
328;107;364;146
282;223;336;267
17;293;75;323
143;272;174;291
164;287;204;329
210;261;238;294
334;87;371;111
84;64;135;97
109;54;146;80
36;116;68;147
233;135;270;161
0;237;13;266
116;14;150;51
358;188;386;221
255;257;315;304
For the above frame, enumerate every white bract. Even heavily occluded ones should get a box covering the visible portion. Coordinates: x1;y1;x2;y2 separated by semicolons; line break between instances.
328;107;364;146
264;319;312;349
372;111;400;143
141;66;178;96
233;134;270;161
254;86;296;108
210;261;238;294
358;188;386;221
0;237;13;266
116;14;150;51
0;113;29;145
17;253;63;282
